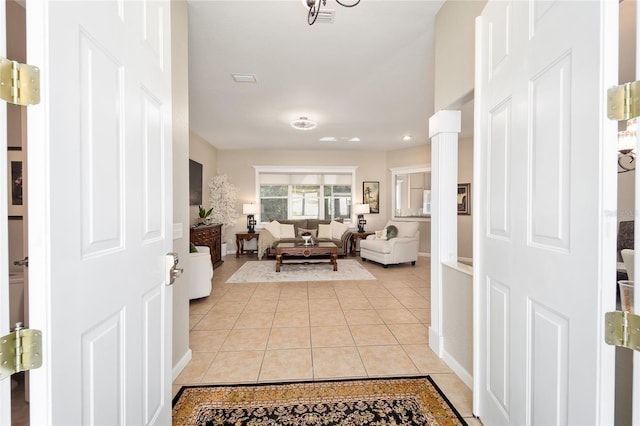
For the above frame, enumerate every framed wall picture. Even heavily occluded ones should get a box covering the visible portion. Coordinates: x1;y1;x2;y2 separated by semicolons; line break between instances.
7;150;25;217
458;183;471;215
189;159;203;206
363;181;380;214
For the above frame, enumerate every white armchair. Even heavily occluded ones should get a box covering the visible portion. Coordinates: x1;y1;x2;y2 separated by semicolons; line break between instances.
360;220;420;268
189;246;213;300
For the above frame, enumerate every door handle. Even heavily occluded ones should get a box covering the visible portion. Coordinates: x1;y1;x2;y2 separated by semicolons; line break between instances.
13;256;28;267
165;253;182;285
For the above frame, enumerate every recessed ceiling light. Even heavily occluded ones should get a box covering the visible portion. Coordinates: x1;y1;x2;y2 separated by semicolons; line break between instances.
290;117;318;131
403;135;412;141
348;137;360;142
320;137;337;142
231;73;257;83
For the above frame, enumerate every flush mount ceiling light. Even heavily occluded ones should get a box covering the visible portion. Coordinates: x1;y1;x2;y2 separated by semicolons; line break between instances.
403;135;412;142
319;136;337;142
302;0;361;25
290;117;318;131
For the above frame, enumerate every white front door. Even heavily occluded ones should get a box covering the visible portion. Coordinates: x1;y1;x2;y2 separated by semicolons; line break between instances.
23;1;174;424
474;1;618;424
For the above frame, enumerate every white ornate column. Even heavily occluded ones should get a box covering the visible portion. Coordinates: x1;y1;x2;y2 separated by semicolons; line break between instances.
429;110;461;356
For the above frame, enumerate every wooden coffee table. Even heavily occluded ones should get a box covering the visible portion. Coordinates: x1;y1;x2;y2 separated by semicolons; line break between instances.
275;242;338;272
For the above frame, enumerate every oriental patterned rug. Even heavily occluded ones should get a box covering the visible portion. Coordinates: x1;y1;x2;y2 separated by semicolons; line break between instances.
172;376;467;425
225;259;376;283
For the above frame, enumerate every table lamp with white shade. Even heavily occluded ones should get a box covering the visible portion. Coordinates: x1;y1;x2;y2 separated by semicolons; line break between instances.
243;203;258;233
353;203;370;233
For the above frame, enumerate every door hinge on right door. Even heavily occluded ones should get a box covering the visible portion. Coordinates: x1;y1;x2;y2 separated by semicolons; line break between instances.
0;56;40;106
605;311;640;351
0;323;43;381
608;80;640;121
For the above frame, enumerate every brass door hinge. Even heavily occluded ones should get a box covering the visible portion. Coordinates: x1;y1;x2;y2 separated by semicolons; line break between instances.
0;56;40;106
604;311;640;351
0;323;43;381
608;81;640;121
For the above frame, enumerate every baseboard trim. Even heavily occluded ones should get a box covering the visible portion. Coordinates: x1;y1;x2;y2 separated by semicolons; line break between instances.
429;326;442;357
173;349;192;381
442;349;473;390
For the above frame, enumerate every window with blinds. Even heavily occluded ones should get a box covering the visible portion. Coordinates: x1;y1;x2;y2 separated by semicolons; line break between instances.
255;167;355;223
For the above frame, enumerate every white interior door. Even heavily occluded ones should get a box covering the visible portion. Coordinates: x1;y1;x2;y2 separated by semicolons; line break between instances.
474;1;618;424
25;1;173;424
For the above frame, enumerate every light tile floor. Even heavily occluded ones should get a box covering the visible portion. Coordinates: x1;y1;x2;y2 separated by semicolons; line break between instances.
173;254;482;425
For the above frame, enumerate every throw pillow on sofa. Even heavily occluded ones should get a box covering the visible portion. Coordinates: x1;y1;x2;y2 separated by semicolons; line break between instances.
318;224;332;239
281;223;296;238
264;220;281;238
330;220;348;239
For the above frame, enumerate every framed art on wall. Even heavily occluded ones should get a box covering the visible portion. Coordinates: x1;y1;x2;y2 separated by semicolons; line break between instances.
363;181;380;214
458;183;471;215
7;150;25;217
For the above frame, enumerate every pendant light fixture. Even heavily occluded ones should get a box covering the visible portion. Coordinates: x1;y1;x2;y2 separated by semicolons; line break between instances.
303;0;361;25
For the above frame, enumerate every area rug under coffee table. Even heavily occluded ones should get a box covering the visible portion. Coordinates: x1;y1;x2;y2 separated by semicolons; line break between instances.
172;376;467;425
226;259;375;283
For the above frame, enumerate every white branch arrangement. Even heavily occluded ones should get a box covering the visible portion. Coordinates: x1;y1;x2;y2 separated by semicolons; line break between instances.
208;172;239;243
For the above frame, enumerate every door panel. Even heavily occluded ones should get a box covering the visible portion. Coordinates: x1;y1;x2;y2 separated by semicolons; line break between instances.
475;1;618;424
26;1;173;424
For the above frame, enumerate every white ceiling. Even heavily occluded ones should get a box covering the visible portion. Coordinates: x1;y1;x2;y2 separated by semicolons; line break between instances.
187;0;446;151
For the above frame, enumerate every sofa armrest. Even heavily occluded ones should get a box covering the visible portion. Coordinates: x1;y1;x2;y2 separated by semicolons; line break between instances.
338;230;353;255
258;229;276;260
386;236;418;248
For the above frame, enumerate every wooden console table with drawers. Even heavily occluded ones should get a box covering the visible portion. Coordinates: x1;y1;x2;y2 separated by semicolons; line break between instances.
190;223;224;269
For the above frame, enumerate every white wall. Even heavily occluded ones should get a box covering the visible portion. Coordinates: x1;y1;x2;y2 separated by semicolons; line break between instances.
189;131;218;226
431;0;484;390
441;262;473;387
171;0;191;378
434;0;487;111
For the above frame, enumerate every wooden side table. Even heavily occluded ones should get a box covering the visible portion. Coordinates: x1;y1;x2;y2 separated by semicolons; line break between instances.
236;232;260;258
350;231;375;256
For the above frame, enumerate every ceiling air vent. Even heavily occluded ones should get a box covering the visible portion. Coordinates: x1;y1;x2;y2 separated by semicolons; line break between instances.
231;73;257;83
314;10;335;24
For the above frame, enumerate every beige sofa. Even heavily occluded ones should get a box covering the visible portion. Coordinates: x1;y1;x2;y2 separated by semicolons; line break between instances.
257;219;352;259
